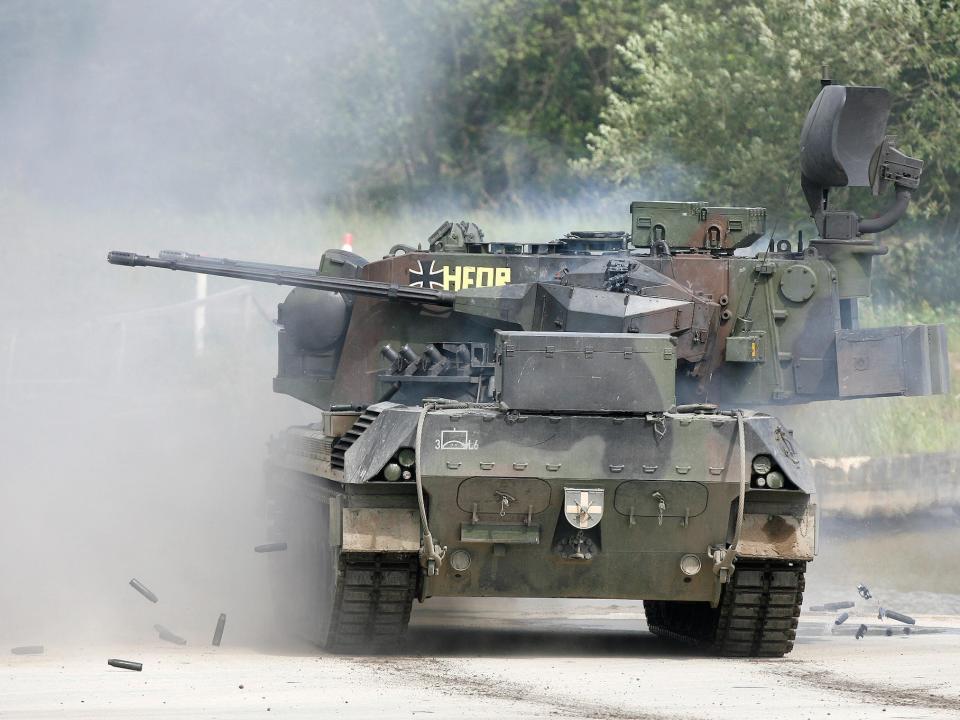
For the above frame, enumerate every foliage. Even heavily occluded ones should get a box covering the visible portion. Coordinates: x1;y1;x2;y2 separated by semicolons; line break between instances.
875;233;960;305
582;0;960;234
325;0;651;208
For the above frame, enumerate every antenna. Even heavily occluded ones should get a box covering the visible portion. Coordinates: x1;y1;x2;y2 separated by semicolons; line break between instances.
820;63;831;87
735;220;778;335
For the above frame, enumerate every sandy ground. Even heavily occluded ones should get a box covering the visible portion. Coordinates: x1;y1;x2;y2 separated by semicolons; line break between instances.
2;599;959;720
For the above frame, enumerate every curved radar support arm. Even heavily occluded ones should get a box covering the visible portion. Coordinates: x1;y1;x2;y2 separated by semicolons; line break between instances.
858;188;912;235
106;250;455;307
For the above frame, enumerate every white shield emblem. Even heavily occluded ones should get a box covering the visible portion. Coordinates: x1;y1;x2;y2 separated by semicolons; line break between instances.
564;488;604;529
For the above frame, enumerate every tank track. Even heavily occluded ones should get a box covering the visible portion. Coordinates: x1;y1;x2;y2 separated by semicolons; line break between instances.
644;560;805;657
325;552;419;654
265;466;419;655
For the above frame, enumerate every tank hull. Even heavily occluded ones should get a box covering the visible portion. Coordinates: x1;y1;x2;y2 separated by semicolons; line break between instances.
269;404;816;622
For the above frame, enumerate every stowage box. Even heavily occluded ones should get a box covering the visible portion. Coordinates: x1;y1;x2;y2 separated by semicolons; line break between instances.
495;331;677;413
630;201;766;250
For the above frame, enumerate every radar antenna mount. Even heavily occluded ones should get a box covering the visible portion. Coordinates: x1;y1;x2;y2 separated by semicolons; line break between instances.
799;80;922;243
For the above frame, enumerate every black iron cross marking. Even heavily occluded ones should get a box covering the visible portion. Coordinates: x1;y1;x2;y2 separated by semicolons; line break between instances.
409;260;445;290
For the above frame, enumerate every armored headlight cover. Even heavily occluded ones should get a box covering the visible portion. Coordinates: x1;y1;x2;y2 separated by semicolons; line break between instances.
397;448;416;467
766;470;785;489
752;455;774;475
680;554;702;576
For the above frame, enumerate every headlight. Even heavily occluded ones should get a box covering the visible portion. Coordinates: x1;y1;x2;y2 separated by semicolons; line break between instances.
449;549;472;572
680;554;702;576
398;448;416;467
752;455;773;475
766;470;785;489
382;463;402;481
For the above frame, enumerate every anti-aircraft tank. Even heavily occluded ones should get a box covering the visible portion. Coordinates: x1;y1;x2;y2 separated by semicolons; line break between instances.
108;80;949;657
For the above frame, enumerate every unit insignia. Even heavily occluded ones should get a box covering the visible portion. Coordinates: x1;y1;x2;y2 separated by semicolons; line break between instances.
564;488;604;529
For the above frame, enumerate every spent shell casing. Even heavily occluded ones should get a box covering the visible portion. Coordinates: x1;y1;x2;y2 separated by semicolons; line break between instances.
254;542;288;553
11;645;44;655
129;578;159;603
108;658;143;671
154;624;187;645
855;624;867;639
823;601;855;611
212;613;226;646
883;609;916;625
834;612;849;625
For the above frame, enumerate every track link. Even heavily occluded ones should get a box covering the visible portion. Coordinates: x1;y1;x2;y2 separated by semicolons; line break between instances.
325;552;419;654
714;560;805;656
644;560;805;657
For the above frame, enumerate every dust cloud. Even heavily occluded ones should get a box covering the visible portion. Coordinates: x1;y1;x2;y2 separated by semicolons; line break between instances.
0;232;315;646
0;1;441;212
0;0;421;649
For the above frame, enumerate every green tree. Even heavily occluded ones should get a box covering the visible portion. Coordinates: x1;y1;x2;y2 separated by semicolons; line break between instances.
581;0;960;232
332;0;652;207
443;0;651;202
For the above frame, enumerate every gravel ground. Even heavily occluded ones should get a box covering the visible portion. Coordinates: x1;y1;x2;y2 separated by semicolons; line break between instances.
2;600;959;720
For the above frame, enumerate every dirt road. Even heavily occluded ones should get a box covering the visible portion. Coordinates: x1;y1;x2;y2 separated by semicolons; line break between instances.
3;599;959;720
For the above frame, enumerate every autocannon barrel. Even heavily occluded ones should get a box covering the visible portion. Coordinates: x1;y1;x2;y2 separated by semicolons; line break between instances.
107;250;455;306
